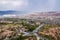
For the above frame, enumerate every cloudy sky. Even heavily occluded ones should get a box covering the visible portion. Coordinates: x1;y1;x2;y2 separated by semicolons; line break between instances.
0;0;60;12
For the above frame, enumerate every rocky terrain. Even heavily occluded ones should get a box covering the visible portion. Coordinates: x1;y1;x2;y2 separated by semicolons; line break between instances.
39;27;60;40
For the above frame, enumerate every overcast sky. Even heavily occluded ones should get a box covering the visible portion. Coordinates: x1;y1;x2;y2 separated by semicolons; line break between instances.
0;0;60;12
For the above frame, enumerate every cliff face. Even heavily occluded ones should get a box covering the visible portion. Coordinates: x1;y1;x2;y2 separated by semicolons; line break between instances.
39;27;60;40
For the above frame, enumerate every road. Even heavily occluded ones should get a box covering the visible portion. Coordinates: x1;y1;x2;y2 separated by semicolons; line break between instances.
21;23;46;40
22;24;44;36
33;23;44;33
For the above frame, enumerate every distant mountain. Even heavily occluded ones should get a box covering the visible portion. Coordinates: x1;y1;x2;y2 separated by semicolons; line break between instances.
0;10;16;15
0;11;60;18
27;11;60;16
0;10;27;18
0;10;26;15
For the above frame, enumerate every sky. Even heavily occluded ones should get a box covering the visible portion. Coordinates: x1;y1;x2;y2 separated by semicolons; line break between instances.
0;0;60;12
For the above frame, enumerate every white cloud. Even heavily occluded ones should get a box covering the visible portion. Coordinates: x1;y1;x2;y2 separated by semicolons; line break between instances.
0;1;8;4
0;0;28;10
12;1;22;6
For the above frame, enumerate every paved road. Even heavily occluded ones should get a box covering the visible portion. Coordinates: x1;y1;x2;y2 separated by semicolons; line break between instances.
33;24;44;33
22;24;44;36
21;24;46;40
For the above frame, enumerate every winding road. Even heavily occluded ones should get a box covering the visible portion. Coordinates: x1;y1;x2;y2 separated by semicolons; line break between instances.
20;23;46;40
